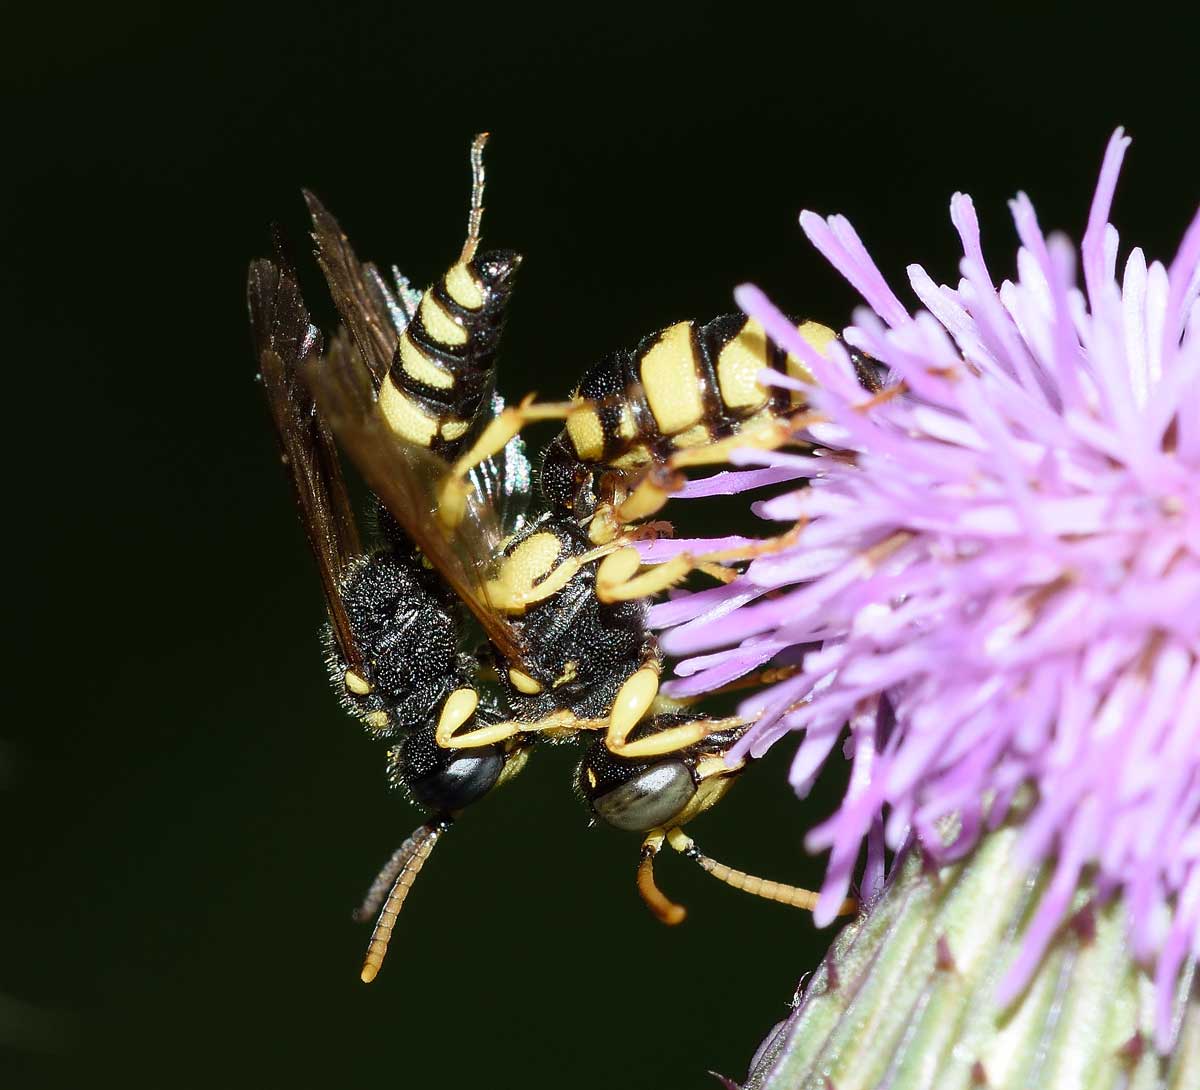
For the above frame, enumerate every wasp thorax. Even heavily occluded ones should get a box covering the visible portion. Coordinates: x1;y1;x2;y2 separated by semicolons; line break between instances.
392;722;506;812
337;554;460;732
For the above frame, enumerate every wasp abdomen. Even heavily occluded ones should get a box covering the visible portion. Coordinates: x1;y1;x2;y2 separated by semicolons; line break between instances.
542;315;851;517
561;315;850;467
378;249;522;456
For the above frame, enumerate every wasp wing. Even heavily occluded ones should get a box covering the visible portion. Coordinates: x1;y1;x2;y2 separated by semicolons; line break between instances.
468;394;533;538
248;255;365;673
384;264;423;331
300;335;529;667
303;190;406;387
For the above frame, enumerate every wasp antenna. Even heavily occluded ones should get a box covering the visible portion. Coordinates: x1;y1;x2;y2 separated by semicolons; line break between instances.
459;132;489;265
358;818;450;983
672;832;857;916
354;820;442;922
636;839;687;925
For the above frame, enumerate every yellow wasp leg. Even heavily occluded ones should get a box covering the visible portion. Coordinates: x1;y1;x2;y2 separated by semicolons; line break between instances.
435;690;606;749
611;467;683;524
600;385;907;543
594;409;821;540
604;663;736;758
658;384;898;474
434;688;484;746
607;712;740;758
587;408;825;544
636;829;687;925
632;824;856;926
438;395;578;528
594;547;696;603
667;424;795;469
593;546;736;604
697;521;807;565
606;715;737;759
485;540;623;613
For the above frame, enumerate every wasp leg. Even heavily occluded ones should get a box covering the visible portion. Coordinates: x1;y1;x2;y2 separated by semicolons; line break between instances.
484;538;623;613
602;415;804;535
607;714;738;758
671;414;810;469
593;546;694;603
593;545;736;605
605;663;734;758
585;470;686;546
610;467;683;525
636;829;687;925
597;404;825;540
438;395;578;528
596;519;813;607
435;693;605;750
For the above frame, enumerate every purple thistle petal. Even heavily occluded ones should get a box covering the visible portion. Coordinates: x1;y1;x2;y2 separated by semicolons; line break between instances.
671;464;809;499
653;130;1200;1047
662;641;787;698
798;211;912;329
1082;128;1131;305
646;581;764;629
636;534;754;563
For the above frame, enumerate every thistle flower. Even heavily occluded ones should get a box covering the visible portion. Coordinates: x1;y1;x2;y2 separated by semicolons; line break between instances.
649;130;1200;1051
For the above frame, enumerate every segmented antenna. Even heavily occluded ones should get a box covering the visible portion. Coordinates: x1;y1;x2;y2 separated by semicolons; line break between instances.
459;132;489;264
681;837;858;916
358;819;450;983
354;825;430;923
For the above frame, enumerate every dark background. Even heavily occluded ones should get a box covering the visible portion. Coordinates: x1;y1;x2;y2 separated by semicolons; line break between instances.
3;2;1196;1087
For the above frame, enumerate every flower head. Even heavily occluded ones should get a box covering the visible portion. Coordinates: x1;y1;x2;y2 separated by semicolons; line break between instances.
651;131;1200;1046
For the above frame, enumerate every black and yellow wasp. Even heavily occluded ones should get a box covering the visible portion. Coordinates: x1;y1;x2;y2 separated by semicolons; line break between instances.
249;135;867;982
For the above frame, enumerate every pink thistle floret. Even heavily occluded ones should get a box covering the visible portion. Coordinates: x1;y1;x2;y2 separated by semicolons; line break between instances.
652;131;1200;1047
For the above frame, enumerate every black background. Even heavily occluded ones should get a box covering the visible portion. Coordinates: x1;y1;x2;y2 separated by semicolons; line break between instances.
4;2;1197;1087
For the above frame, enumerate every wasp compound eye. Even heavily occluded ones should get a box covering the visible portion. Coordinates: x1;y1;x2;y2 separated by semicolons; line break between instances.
591;762;695;832
395;723;505;812
578;738;697;833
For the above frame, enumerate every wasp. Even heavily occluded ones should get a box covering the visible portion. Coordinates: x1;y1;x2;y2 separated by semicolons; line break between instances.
249;136;862;983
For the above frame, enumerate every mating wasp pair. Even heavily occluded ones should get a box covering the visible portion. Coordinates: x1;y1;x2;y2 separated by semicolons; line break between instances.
249;136;872;982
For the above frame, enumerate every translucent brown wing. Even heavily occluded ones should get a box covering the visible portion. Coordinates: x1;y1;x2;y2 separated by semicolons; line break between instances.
302;190;406;387
300;334;529;667
248;255;365;673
